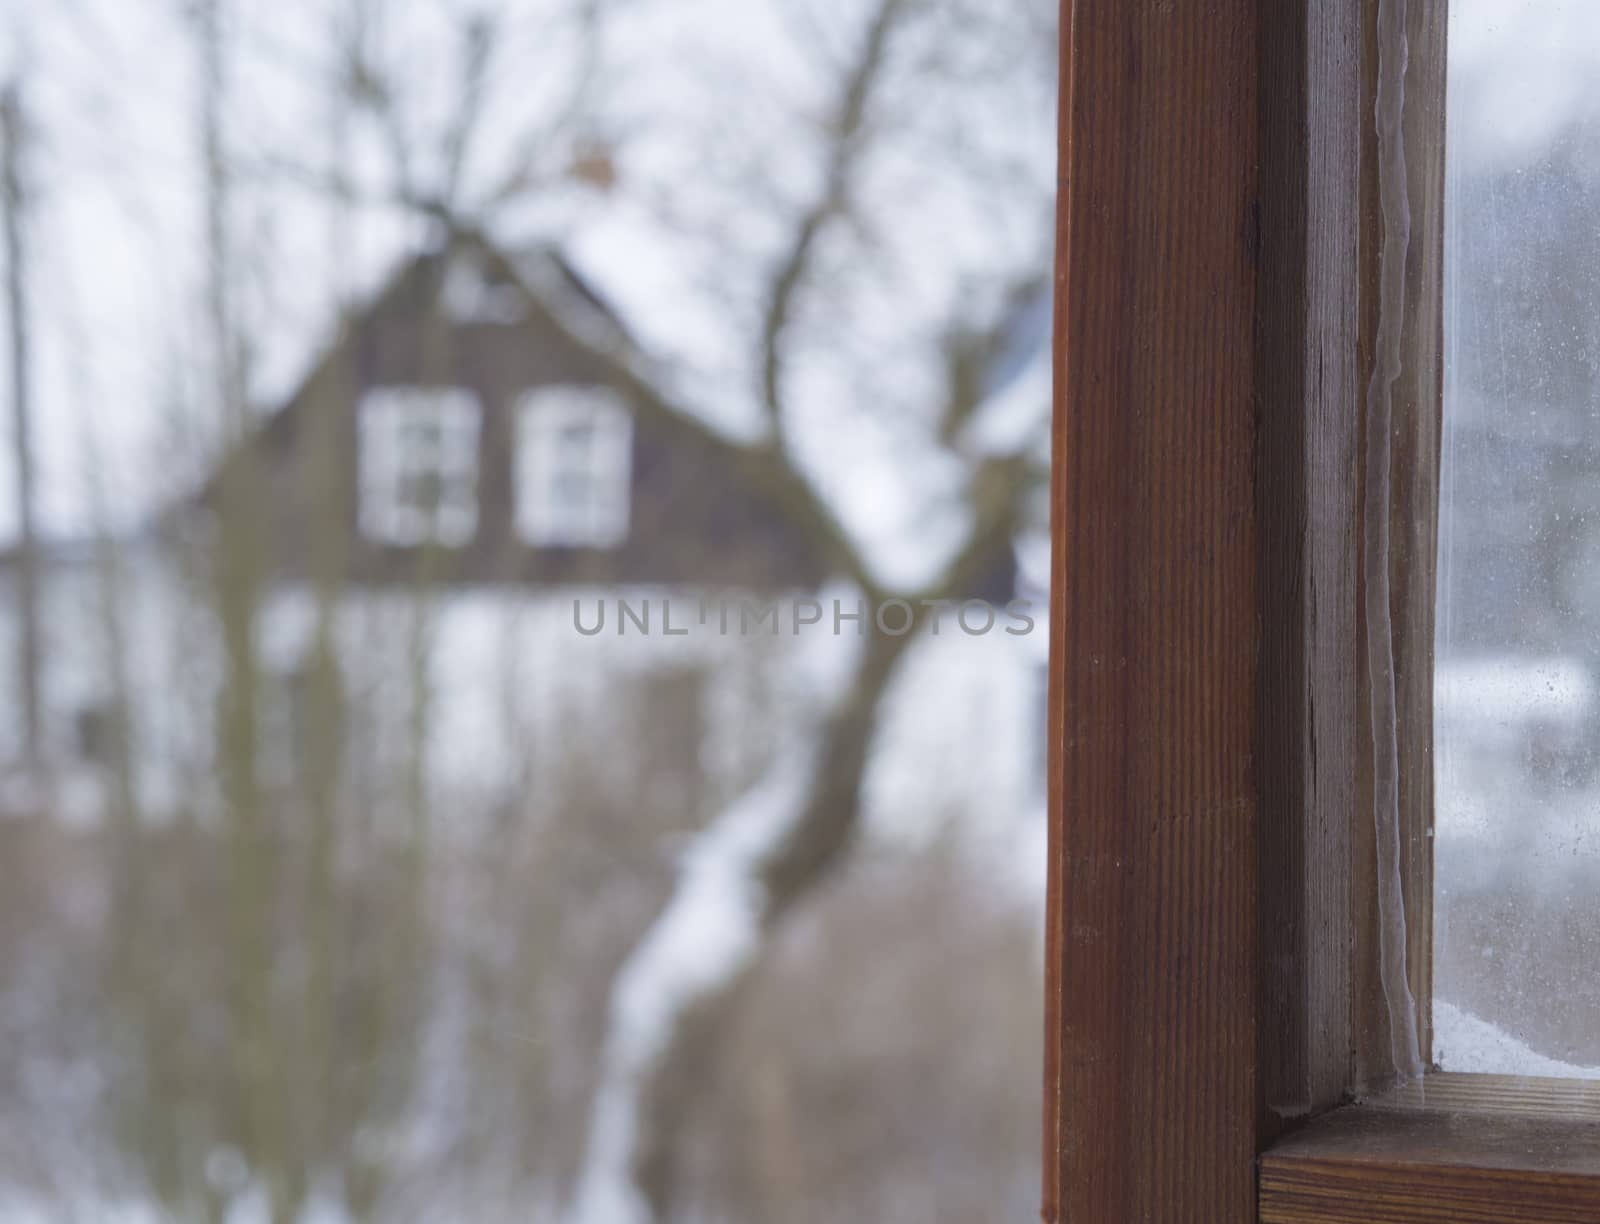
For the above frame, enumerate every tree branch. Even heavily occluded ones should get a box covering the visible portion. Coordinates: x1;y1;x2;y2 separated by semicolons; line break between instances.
758;0;911;436
439;12;495;210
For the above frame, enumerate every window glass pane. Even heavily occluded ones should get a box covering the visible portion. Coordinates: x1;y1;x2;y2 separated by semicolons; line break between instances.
0;3;1055;1218
516;387;633;548
359;387;481;546
1438;0;1600;1076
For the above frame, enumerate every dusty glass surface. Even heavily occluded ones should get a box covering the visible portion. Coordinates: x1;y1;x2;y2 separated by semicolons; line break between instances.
1437;0;1600;1075
0;3;1055;1219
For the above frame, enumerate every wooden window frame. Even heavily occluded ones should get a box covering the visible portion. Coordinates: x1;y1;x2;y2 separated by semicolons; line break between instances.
1043;2;1600;1221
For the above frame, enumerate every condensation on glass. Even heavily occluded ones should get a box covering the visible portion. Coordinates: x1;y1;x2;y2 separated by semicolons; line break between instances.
1437;0;1600;1077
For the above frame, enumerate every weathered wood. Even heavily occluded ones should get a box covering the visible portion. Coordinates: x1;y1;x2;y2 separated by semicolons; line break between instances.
1351;0;1448;1093
1253;0;1450;1119
1260;1104;1600;1223
1044;4;1260;1220
1256;1;1363;1137
1369;1073;1600;1121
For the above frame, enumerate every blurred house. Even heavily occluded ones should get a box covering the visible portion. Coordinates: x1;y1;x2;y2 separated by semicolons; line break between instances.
0;238;1046;851
192;242;847;593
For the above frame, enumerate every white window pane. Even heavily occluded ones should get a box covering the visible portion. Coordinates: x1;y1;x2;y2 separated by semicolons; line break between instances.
360;387;481;547
516;386;632;548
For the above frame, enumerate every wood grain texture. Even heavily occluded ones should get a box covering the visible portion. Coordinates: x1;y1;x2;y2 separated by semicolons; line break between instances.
1351;0;1448;1092
1255;1;1363;1138
1260;1105;1600;1223
1367;1073;1600;1121
1044;3;1259;1220
1045;2;1453;1217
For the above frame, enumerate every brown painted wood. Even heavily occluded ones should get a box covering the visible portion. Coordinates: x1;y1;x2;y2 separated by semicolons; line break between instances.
1260;1104;1600;1223
1044;3;1260;1220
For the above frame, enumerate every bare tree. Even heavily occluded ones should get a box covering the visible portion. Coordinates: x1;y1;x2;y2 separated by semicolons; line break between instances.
436;7;1051;1215
328;0;1054;1215
0;0;1053;1217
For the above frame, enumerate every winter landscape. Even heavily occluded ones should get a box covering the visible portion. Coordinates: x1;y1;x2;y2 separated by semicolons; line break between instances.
0;1;1596;1222
0;2;1052;1220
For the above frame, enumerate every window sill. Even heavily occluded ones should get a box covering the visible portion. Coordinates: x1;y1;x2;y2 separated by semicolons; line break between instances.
1259;1074;1600;1222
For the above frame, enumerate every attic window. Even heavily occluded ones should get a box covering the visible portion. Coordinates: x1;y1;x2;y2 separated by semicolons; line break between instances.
359;387;481;547
516;386;632;548
442;253;527;325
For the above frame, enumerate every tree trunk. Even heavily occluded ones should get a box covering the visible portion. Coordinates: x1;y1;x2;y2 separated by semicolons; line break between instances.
2;81;43;794
568;625;917;1223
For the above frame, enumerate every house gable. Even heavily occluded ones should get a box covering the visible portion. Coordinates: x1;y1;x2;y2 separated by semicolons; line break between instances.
192;241;841;594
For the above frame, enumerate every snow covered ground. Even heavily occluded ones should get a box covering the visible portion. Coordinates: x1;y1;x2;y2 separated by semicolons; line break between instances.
1434;1000;1600;1078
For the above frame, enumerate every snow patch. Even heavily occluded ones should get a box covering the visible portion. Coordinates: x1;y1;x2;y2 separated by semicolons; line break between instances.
1434;1000;1600;1078
568;745;815;1224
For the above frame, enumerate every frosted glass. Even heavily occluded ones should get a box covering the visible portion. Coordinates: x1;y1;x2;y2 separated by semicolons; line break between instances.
1437;0;1600;1075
